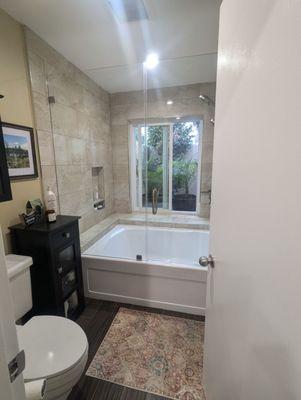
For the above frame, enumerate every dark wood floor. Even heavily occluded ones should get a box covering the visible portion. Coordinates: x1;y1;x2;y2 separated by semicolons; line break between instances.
68;299;204;400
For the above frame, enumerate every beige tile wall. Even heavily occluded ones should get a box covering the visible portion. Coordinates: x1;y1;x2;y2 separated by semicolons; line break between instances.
25;28;114;232
110;83;215;217
24;28;215;227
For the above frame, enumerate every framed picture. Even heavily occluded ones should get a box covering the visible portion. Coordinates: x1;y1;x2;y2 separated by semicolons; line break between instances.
0;118;12;202
2;122;38;180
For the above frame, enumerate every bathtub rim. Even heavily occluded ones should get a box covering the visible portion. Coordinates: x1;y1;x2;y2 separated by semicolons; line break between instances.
83;223;210;270
80;213;209;253
82;253;208;275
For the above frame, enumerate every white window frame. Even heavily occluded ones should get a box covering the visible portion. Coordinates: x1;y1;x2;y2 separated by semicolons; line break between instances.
129;119;203;214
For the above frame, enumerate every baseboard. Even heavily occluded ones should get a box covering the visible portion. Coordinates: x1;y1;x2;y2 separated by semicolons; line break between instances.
87;290;206;316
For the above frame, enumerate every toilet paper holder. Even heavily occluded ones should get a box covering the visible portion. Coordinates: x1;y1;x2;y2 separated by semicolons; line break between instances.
8;349;25;382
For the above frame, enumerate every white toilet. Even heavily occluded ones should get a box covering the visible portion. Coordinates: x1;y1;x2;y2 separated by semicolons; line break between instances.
5;254;88;400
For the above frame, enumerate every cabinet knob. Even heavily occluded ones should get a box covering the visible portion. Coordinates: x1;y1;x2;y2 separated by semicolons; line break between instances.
58;266;63;274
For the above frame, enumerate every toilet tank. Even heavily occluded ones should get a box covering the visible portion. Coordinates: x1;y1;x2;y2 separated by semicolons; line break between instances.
5;254;33;321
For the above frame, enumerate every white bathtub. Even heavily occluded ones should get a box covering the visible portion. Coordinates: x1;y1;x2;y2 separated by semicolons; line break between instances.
82;225;209;315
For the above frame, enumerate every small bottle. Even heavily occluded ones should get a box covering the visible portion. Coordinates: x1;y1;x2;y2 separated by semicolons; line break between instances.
46;209;56;223
45;186;57;223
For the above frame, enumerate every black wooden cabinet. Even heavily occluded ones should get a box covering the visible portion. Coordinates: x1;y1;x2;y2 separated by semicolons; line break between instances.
9;215;85;320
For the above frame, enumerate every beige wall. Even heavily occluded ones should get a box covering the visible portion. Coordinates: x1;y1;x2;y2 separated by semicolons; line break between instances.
0;10;42;253
110;83;215;217
25;29;114;233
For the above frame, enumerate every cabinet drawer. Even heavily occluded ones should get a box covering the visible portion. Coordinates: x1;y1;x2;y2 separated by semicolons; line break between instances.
52;227;76;248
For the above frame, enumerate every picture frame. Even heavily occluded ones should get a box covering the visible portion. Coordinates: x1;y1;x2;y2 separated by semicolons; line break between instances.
0;118;12;202
2;122;38;180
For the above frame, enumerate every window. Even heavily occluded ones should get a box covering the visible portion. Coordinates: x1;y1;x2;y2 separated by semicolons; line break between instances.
130;119;202;212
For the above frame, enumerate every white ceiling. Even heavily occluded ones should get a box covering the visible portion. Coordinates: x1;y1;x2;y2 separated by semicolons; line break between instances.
0;0;221;93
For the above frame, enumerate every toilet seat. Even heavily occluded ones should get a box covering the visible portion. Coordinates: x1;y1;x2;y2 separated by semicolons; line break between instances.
17;315;88;381
43;347;88;400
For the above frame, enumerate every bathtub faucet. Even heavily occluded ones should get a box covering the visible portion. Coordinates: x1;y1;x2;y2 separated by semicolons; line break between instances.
152;188;158;215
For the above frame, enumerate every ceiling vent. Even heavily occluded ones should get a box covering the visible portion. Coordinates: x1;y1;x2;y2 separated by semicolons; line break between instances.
107;0;149;22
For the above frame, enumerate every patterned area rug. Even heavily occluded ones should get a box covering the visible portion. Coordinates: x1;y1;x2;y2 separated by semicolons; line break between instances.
86;308;205;400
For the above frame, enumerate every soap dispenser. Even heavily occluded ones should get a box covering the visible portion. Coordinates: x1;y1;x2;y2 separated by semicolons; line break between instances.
45;186;57;223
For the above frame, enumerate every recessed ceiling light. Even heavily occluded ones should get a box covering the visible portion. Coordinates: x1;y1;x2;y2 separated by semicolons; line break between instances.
176;116;180;120
144;53;159;70
167;100;173;105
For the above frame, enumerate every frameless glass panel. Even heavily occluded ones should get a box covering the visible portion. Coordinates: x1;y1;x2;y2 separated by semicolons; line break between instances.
143;53;215;262
46;58;149;261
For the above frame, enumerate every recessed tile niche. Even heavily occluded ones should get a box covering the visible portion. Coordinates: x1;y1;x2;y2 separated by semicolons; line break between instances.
92;167;105;210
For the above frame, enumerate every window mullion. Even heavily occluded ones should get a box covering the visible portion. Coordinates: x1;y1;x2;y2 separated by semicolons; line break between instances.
168;123;173;211
138;125;143;208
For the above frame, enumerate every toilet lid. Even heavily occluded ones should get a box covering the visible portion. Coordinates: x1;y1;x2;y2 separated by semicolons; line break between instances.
17;316;88;380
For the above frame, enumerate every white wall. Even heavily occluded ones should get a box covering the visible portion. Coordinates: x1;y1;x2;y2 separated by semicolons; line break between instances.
203;0;301;399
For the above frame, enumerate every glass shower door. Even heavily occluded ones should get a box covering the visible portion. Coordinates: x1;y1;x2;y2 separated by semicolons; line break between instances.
131;122;170;261
142;54;213;264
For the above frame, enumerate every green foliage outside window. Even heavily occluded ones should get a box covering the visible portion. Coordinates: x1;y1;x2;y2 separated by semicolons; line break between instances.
145;122;198;196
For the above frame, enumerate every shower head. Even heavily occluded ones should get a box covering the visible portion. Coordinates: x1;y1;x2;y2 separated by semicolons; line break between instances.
199;94;215;105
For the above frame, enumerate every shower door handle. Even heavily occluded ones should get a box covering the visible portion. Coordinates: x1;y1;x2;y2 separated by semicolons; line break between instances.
152;188;158;215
